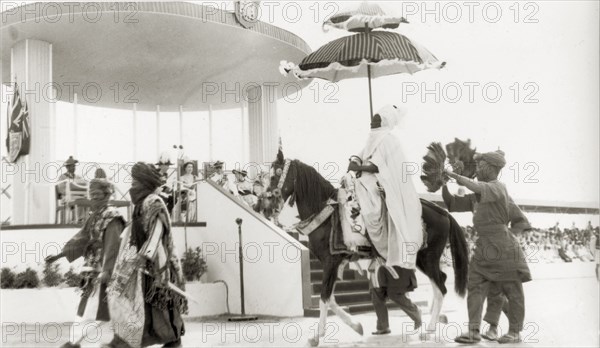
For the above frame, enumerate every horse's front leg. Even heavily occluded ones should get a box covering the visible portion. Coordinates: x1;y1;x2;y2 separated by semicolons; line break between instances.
308;299;329;347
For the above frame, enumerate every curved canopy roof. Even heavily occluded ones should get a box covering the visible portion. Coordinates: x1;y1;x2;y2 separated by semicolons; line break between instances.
1;2;311;111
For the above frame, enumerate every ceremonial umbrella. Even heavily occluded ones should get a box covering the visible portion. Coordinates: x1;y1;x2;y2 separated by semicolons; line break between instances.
280;29;445;120
322;1;408;32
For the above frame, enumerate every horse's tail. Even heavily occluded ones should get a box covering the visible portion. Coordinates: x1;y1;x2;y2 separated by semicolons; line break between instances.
447;213;469;297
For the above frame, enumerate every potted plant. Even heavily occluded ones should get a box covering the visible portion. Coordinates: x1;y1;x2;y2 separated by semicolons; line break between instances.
181;247;208;283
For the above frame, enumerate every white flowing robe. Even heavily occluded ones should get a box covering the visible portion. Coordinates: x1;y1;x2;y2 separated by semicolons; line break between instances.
355;128;423;270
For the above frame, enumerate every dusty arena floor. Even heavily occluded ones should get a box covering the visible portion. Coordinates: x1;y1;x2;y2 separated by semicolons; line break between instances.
2;263;598;347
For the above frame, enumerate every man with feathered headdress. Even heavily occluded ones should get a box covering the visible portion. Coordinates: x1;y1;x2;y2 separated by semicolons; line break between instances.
46;179;125;348
445;150;531;344
108;162;186;348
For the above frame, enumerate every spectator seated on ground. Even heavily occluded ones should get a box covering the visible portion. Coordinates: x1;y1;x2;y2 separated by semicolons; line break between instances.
558;241;573;262
510;224;600;263
575;242;594;262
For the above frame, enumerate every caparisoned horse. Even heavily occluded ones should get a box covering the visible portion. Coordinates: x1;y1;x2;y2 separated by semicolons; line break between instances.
263;149;469;346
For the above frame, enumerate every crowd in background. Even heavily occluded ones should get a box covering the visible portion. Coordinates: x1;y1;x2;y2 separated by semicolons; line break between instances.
443;223;600;265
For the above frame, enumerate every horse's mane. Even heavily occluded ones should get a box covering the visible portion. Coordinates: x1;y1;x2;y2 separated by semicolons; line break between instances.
292;160;336;216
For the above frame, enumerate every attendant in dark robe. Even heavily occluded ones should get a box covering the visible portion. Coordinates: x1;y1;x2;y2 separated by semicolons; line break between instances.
447;150;531;344
46;179;125;348
443;183;532;341
107;162;186;348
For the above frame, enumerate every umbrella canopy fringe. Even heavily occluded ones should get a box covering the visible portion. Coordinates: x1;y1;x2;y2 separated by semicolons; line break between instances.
285;58;445;82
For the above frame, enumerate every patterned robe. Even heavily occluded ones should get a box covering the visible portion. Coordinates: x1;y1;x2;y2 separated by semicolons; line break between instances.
108;194;186;347
62;206;124;321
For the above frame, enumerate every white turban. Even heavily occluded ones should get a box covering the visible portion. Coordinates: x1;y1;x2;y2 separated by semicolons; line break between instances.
377;104;407;129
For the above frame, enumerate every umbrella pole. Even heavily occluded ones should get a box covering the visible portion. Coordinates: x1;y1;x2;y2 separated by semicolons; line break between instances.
367;65;374;120
365;23;374;121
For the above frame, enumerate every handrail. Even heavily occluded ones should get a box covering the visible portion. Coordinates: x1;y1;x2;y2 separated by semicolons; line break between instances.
201;179;306;249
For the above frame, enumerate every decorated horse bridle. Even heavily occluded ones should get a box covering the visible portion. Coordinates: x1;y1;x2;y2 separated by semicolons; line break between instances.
273;159;297;208
276;159;291;190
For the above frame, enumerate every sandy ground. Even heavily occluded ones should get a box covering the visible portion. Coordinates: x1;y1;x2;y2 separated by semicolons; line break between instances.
2;263;598;347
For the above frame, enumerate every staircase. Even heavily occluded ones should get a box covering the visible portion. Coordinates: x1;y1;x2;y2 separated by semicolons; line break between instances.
289;232;429;317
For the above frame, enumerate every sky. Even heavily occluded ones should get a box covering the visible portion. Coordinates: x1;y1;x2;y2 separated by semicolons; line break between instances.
269;1;600;227
1;1;599;227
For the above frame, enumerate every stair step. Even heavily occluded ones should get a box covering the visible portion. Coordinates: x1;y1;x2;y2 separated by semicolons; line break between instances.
347;299;429;314
303;299;428;317
310;269;357;282
311;291;372;306
312;279;370;293
310;259;322;270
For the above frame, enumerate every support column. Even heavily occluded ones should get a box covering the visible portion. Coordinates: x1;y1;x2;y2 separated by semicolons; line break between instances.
156;105;162;159
11;39;54;224
73;93;78;159
179;105;184;147
262;84;279;162
132;103;138;161
247;86;263;164
240;103;246;164
208;105;214;161
247;85;279;165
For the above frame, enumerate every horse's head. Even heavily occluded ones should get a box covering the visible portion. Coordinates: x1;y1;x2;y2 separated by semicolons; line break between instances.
268;149;295;202
254;149;295;220
446;138;477;179
260;149;336;220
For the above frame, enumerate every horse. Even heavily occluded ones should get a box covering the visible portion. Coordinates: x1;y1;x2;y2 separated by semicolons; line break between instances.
263;149;469;346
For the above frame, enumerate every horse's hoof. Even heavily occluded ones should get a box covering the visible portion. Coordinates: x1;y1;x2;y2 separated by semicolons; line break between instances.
351;322;364;336
439;314;448;324
307;337;319;347
426;323;437;332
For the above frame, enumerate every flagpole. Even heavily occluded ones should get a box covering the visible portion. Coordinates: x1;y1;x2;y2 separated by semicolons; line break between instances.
24;39;30;225
8;49;14;155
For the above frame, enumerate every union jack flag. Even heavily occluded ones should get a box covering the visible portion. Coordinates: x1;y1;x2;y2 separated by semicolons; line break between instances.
5;83;30;162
